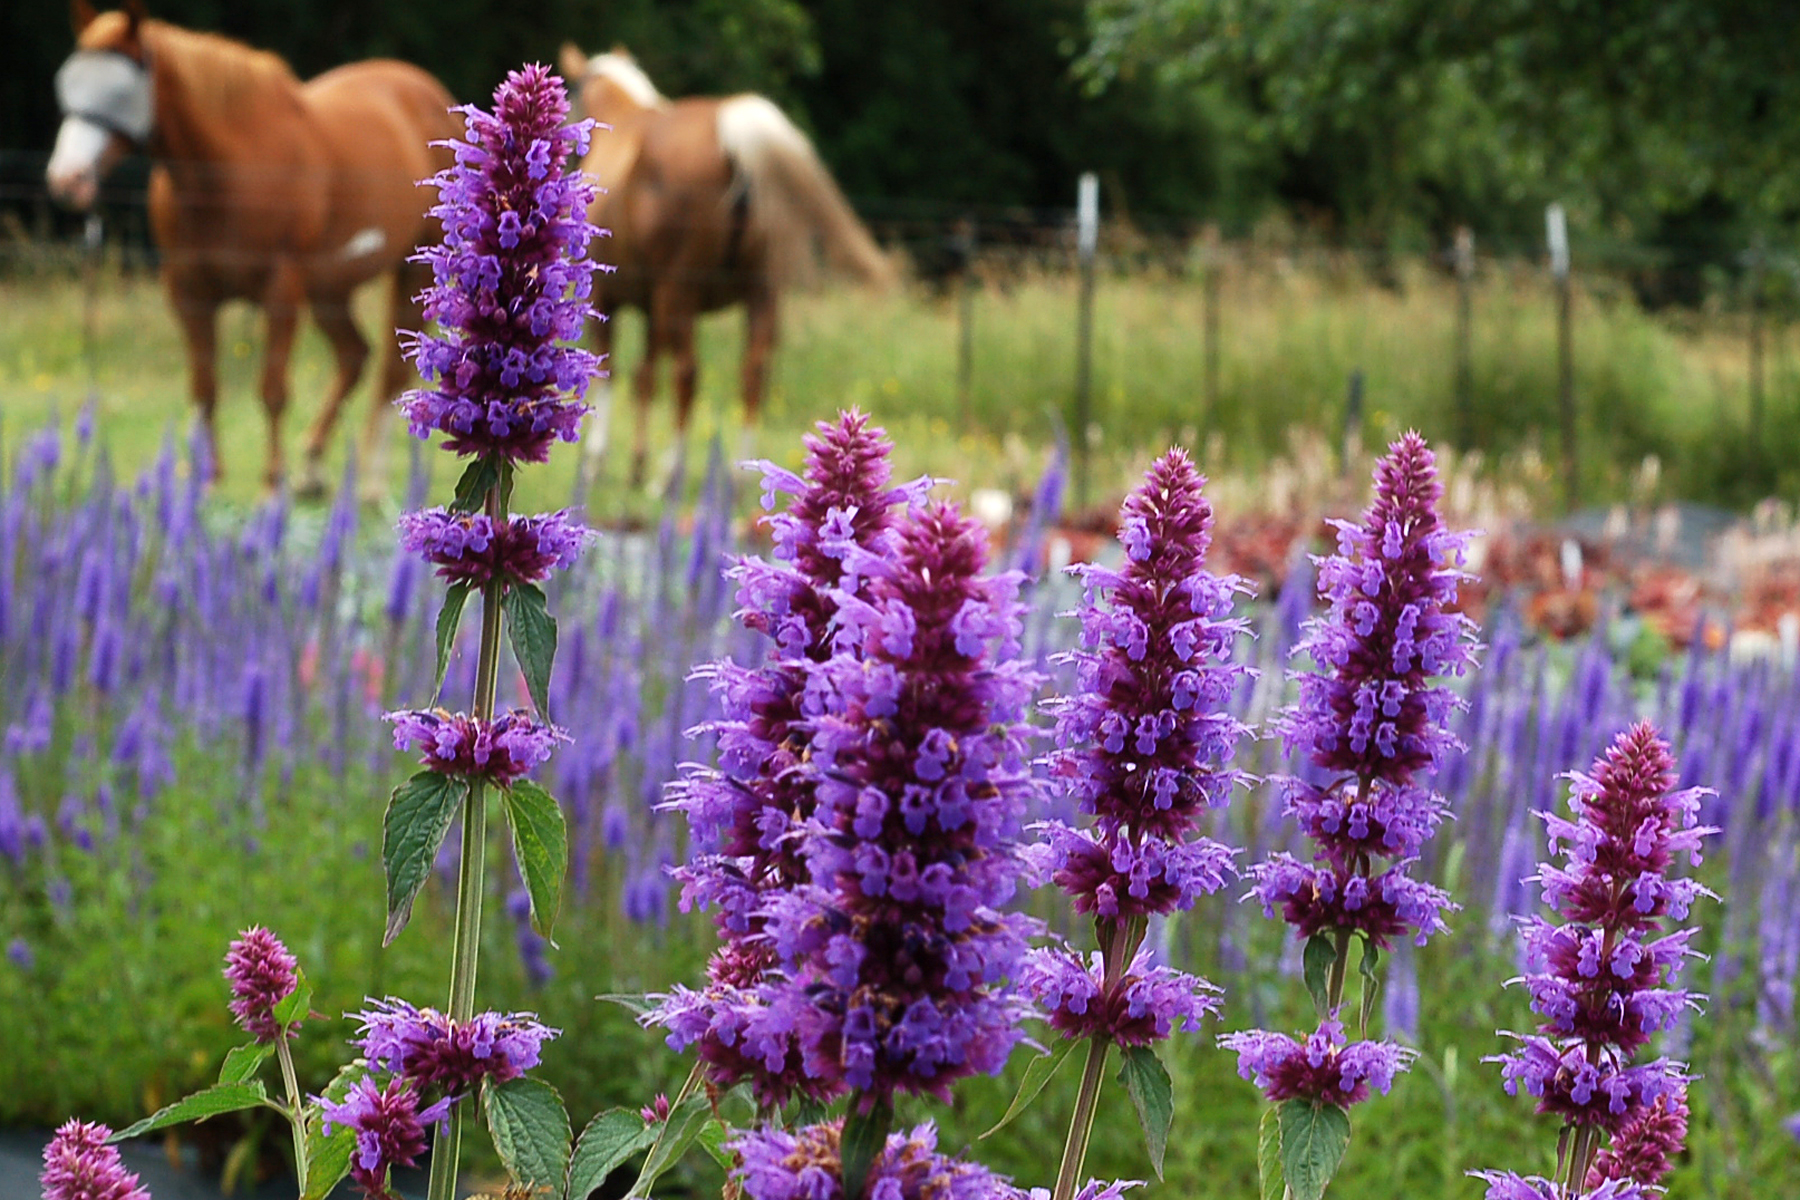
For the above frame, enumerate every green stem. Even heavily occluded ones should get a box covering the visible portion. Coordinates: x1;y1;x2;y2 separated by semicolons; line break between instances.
1050;917;1146;1200
1325;925;1353;1012
274;1033;308;1197
426;470;509;1200
626;1061;705;1198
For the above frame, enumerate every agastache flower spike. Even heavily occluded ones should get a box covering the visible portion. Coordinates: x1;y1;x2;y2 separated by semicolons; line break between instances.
398;508;593;589
39;1121;151;1200
399;64;600;462
1036;450;1248;1200
731;1121;1030;1200
352;997;559;1095
223;925;298;1044
1478;724;1716;1196
320;1076;455;1200
384;707;567;786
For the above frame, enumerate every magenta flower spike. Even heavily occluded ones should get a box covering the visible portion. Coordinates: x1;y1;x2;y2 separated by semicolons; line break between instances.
398;508;593;588
352;997;559;1095
1477;723;1716;1196
223;925;298;1044
383;707;567;786
39;1121;151;1200
732;1121;1028;1200
320;1076;455;1200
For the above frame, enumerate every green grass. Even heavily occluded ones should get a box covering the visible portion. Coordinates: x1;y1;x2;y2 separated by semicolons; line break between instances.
4;259;1799;517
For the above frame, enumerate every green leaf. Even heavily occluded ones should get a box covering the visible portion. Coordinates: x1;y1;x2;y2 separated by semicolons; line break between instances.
788;1098;829;1128
301;1062;368;1200
498;459;516;511
109;1082;269;1142
1118;1045;1174;1179
1357;937;1382;1039
432;582;472;701
839;1100;893;1200
503;582;558;720
485;1077;572;1191
1257;1105;1282;1200
452;456;500;513
627;1091;713;1197
566;1108;656;1200
1303;933;1336;1019
595;993;655;1016
382;771;468;945
504;778;568;942
217;1043;273;1086
982;1040;1077;1138
696;1119;733;1169
272;966;312;1028
1277;1100;1352;1200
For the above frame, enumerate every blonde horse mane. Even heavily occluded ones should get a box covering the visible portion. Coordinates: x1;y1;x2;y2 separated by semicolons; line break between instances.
140;18;301;116
584;50;665;110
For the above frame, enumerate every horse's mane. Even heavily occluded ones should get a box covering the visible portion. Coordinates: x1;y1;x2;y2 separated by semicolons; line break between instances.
587;51;665;109
144;19;301;114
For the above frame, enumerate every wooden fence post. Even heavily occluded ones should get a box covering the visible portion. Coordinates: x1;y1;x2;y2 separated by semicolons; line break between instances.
1547;203;1577;507
1342;368;1365;479
1073;172;1099;513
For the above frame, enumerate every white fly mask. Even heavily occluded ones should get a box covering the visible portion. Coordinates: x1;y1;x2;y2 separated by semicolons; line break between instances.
55;49;155;144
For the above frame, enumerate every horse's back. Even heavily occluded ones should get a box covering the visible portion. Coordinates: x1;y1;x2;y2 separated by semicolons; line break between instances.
299;60;458;290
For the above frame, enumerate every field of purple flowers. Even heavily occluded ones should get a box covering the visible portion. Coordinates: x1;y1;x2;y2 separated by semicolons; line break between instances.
1;397;1795;1196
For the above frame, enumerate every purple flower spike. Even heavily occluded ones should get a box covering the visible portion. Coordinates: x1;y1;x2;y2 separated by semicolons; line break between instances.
1025;947;1220;1047
39;1120;151;1200
352;997;559;1094
1218;1017;1414;1107
223;926;298;1044
398;508;593;588
384;707;567;785
320;1076;455;1200
1468;1172;1653;1200
732;1121;1027;1200
1482;724;1716;1186
398;64;601;462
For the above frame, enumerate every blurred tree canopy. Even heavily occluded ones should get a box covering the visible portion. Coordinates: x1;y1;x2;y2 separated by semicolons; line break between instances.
1084;0;1800;253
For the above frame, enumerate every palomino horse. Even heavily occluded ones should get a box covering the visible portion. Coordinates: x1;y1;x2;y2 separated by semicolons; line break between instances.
46;1;458;494
560;45;894;486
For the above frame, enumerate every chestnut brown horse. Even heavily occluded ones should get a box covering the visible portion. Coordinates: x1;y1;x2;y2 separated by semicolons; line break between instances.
560;45;893;486
46;2;458;494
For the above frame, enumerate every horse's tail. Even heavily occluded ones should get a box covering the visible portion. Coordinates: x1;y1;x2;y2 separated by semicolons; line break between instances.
717;95;895;289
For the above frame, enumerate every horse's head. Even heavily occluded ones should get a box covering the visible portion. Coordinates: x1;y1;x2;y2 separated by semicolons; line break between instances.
47;0;154;210
559;42;665;123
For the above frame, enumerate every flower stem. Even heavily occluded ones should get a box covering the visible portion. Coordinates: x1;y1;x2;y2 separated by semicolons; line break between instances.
427;471;509;1200
274;1033;308;1196
1051;916;1146;1200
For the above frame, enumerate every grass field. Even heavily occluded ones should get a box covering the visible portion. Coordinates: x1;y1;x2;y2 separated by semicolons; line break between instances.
2;255;1797;517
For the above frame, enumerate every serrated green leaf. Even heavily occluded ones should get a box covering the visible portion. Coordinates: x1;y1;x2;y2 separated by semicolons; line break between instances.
452;456;500;513
1257;1105;1282;1200
982;1040;1077;1138
486;1077;572;1190
272;966;312;1028
432;582;472;701
300;1063;369;1200
839;1100;892;1200
109;1082;269;1142
627;1091;712;1197
498;460;516;511
595;993;655;1016
697;1119;733;1169
504;778;567;943
1118;1045;1174;1179
1303;933;1336;1019
504;582;558;720
218;1042;273;1086
382;771;468;945
566;1108;656;1200
1357;937;1382;1039
1278;1100;1351;1200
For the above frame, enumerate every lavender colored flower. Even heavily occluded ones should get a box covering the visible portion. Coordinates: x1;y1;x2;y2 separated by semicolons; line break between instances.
732;1121;1026;1200
397;508;593;588
223;926;298;1044
1468;1173;1652;1200
320;1076;454;1200
39;1120;150;1200
1218;1018;1413;1106
1483;724;1715;1190
1587;1089;1688;1189
384;707;567;785
755;500;1040;1104
1024;947;1220;1047
398;65;601;462
352;997;558;1094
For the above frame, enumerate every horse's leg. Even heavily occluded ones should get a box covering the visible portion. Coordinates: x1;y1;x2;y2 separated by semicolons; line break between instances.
170;282;221;481
258;258;307;492
298;287;370;501
359;262;428;501
631;306;661;490
658;288;699;498
740;283;779;467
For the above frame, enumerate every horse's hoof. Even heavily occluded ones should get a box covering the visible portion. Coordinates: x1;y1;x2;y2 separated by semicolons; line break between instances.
294;475;328;503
